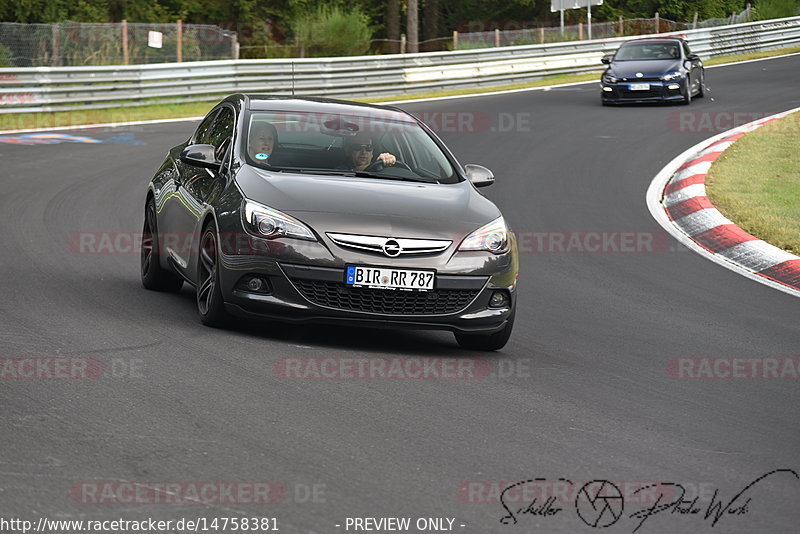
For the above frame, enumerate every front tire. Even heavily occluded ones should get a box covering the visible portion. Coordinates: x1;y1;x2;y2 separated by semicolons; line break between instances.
682;77;692;105
696;72;705;98
141;198;183;292
197;221;229;327
454;308;515;351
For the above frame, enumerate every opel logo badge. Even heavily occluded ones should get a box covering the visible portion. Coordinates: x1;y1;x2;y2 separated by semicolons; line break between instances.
635;72;643;78
382;239;402;257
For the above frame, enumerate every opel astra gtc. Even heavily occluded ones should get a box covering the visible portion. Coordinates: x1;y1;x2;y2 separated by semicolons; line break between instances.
141;95;518;350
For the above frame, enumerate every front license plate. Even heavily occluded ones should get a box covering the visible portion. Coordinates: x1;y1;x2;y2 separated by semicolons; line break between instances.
346;266;435;291
629;83;650;91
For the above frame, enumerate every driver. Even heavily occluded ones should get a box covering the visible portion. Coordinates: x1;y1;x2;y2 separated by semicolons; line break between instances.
344;135;396;171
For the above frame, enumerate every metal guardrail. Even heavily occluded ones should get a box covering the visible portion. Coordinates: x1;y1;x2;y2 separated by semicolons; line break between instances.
1;16;798;114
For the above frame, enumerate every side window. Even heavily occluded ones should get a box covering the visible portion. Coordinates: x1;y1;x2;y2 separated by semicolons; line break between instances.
207;107;235;161
194;109;219;145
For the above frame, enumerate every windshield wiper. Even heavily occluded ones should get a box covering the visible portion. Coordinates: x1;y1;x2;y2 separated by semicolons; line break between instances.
352;171;437;183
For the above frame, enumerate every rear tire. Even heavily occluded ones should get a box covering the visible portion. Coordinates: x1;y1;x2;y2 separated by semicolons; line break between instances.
141;198;183;292
454;308;515;351
197;221;229;327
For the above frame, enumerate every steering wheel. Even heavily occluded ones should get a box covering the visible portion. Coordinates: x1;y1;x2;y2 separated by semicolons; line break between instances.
365;160;412;172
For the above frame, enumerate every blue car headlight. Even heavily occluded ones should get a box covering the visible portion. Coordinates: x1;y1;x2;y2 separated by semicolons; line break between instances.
602;73;619;84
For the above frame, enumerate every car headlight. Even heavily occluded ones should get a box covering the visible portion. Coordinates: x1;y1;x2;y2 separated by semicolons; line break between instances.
458;216;509;254
661;71;682;81
242;199;316;241
602;73;618;84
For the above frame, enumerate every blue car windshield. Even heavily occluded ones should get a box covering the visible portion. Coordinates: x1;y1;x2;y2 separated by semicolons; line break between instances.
243;111;457;184
615;43;680;61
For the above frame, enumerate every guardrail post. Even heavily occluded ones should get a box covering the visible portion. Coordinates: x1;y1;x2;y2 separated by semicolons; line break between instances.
452;30;458;50
177;19;182;62
122;19;129;65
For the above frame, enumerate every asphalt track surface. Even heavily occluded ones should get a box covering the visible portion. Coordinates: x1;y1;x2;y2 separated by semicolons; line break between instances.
1;55;799;534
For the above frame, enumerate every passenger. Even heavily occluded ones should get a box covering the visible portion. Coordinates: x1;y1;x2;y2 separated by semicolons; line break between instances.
344;135;397;171
249;121;278;161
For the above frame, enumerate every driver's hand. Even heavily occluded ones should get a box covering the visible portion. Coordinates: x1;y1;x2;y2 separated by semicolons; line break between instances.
378;153;396;166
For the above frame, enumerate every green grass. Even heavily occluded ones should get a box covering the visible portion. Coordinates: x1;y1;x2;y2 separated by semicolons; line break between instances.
703;45;800;66
2;45;799;132
706;112;800;255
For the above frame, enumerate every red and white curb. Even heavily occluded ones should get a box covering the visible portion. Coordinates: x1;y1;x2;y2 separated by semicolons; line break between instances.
647;107;800;297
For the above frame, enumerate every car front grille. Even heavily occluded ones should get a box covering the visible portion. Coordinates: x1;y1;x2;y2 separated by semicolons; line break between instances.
620;88;662;98
290;279;480;315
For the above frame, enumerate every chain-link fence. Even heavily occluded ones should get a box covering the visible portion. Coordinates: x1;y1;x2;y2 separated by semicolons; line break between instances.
0;21;237;67
456;9;757;50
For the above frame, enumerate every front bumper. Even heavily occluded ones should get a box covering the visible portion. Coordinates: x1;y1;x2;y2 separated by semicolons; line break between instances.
601;80;685;103
217;249;517;334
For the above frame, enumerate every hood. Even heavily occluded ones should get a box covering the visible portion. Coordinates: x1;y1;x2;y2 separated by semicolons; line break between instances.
609;59;680;79
234;166;501;239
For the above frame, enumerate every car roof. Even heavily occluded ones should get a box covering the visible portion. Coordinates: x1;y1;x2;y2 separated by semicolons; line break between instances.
621;38;685;45
242;95;413;122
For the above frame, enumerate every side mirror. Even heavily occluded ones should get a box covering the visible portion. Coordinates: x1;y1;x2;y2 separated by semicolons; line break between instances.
180;144;219;169
601;55;613;64
464;164;494;188
687;53;700;61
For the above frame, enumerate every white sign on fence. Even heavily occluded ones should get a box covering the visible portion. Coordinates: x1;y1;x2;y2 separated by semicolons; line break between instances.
148;31;163;49
551;0;604;40
551;0;603;11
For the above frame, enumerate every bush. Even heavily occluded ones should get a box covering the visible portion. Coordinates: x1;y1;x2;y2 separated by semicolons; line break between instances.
754;0;800;20
293;5;372;58
0;42;13;67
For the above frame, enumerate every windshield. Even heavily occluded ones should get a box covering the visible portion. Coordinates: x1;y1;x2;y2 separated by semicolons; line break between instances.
614;42;680;61
243;110;458;184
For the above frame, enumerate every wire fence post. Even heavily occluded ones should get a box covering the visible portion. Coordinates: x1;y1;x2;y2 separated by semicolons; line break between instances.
579;22;583;40
122;19;129;65
400;33;406;54
693;12;699;30
177;19;182;62
655;12;660;33
494;28;500;47
452;30;458;51
51;23;59;66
